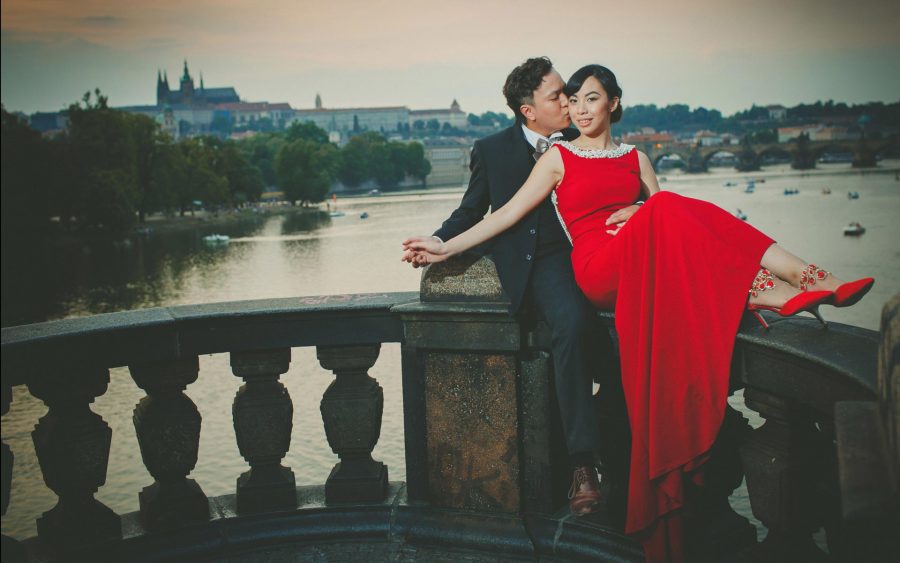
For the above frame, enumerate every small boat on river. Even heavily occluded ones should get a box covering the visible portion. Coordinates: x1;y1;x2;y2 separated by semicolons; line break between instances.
783;188;799;195
202;234;230;244
847;191;860;200
359;212;369;219
842;222;866;236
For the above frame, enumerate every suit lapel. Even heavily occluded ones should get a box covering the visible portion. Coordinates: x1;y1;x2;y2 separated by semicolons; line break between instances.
510;125;536;183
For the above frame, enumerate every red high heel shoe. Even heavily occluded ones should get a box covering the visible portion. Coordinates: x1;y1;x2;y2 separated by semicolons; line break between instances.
747;269;831;330
800;264;875;308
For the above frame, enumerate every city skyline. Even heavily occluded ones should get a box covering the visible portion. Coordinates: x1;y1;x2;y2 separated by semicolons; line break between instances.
2;0;899;116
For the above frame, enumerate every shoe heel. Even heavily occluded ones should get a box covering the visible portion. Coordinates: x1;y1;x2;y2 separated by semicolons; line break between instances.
751;309;770;330
810;305;827;328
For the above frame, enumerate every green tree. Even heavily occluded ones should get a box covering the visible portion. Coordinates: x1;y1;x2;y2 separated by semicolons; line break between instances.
179;138;229;214
405;142;431;184
1;106;55;240
217;142;264;204
338;132;381;187
210;113;233;137
126;112;165;222
276;139;339;205
148;142;187;215
63;89;140;234
237;133;286;187
285;121;329;144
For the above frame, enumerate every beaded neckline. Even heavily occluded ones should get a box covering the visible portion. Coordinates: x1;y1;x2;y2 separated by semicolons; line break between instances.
554;140;634;159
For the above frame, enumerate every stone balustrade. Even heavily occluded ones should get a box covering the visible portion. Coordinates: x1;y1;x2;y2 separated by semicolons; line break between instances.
0;260;895;562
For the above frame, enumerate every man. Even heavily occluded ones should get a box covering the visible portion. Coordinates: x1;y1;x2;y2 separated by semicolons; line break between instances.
402;57;639;515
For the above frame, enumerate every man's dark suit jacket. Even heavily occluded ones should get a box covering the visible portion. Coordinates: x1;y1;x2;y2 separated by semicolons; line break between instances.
434;124;578;314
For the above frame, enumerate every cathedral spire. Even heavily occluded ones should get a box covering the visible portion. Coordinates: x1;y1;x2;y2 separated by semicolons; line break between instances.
200;72;205;90
315;93;322;109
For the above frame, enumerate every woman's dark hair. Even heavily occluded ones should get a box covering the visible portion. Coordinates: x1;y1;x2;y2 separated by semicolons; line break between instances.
564;65;623;123
503;57;554;121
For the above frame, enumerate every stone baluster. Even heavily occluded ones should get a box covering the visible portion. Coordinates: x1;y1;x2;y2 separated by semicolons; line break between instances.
317;344;388;503
27;366;121;550
230;348;296;513
740;387;830;559
129;357;208;529
2;384;25;560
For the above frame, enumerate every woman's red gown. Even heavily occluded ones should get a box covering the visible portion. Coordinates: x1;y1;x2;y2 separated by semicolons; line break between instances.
551;141;774;562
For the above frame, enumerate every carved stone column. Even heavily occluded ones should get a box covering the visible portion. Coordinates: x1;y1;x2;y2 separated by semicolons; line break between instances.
394;256;523;513
231;348;296;513
27;366;121;549
317;344;388;503
129;357;208;529
2;384;26;560
740;387;829;560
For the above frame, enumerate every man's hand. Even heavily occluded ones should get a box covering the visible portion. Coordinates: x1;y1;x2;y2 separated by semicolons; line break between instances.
605;204;641;236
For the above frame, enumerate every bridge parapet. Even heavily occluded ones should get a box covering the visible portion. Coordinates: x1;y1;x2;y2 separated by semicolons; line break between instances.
0;262;895;561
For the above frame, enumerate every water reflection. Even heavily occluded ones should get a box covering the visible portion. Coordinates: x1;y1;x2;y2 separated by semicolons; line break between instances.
0;210;329;326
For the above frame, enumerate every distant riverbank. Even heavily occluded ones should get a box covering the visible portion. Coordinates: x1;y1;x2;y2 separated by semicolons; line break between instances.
134;205;317;236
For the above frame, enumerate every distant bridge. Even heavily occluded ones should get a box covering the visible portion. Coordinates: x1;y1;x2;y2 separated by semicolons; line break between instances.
634;135;900;172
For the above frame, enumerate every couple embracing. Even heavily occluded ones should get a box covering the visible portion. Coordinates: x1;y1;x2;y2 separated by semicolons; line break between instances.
401;57;873;563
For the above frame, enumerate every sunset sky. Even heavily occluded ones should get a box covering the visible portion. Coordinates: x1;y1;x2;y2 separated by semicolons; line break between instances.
2;0;898;116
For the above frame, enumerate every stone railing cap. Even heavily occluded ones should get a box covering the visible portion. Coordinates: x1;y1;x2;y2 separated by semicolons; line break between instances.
420;254;508;303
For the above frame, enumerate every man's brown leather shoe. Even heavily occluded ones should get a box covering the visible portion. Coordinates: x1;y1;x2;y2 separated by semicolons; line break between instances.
568;465;603;516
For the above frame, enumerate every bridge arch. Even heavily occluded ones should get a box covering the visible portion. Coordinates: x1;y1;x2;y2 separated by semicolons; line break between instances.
651;151;691;171
757;146;793;166
703;150;739;168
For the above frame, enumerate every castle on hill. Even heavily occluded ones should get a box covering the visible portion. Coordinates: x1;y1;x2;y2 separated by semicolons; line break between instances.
28;60;471;145
156;61;240;107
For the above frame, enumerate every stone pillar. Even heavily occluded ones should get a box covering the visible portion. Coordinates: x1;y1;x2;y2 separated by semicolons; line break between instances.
230;348;296;514
2;384;26;560
394;255;526;513
877;293;899;489
740;388;829;560
129;357;208;529
317;344;388;503
27;366;121;550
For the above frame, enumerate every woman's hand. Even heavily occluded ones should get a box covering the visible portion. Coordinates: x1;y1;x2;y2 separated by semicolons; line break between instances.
605;204;641;236
401;235;450;266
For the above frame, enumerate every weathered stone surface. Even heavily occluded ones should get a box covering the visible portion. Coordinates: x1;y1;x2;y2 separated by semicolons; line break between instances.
27;366;121;549
130;357;209;530
424;352;519;513
318;345;388;503
878;292;899;473
231;349;296;514
420;255;506;303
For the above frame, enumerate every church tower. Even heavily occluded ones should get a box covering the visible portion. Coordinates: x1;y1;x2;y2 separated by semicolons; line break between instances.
156;69;170;107
315;93;322;109
180;60;195;100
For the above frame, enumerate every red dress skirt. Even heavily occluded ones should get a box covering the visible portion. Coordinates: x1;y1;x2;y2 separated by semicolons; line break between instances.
551;141;774;562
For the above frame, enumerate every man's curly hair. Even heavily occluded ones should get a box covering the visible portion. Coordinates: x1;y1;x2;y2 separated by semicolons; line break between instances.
503;57;554;121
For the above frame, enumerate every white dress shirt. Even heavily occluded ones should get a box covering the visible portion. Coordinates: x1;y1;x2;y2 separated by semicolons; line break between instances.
521;124;565;149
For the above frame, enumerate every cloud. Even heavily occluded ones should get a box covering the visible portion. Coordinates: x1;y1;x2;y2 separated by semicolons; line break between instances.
2;0;898;114
79;15;124;26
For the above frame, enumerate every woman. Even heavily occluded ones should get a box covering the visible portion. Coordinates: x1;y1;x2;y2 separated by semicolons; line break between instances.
401;64;873;562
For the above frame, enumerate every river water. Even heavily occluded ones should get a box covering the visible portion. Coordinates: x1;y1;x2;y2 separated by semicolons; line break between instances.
2;162;899;541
